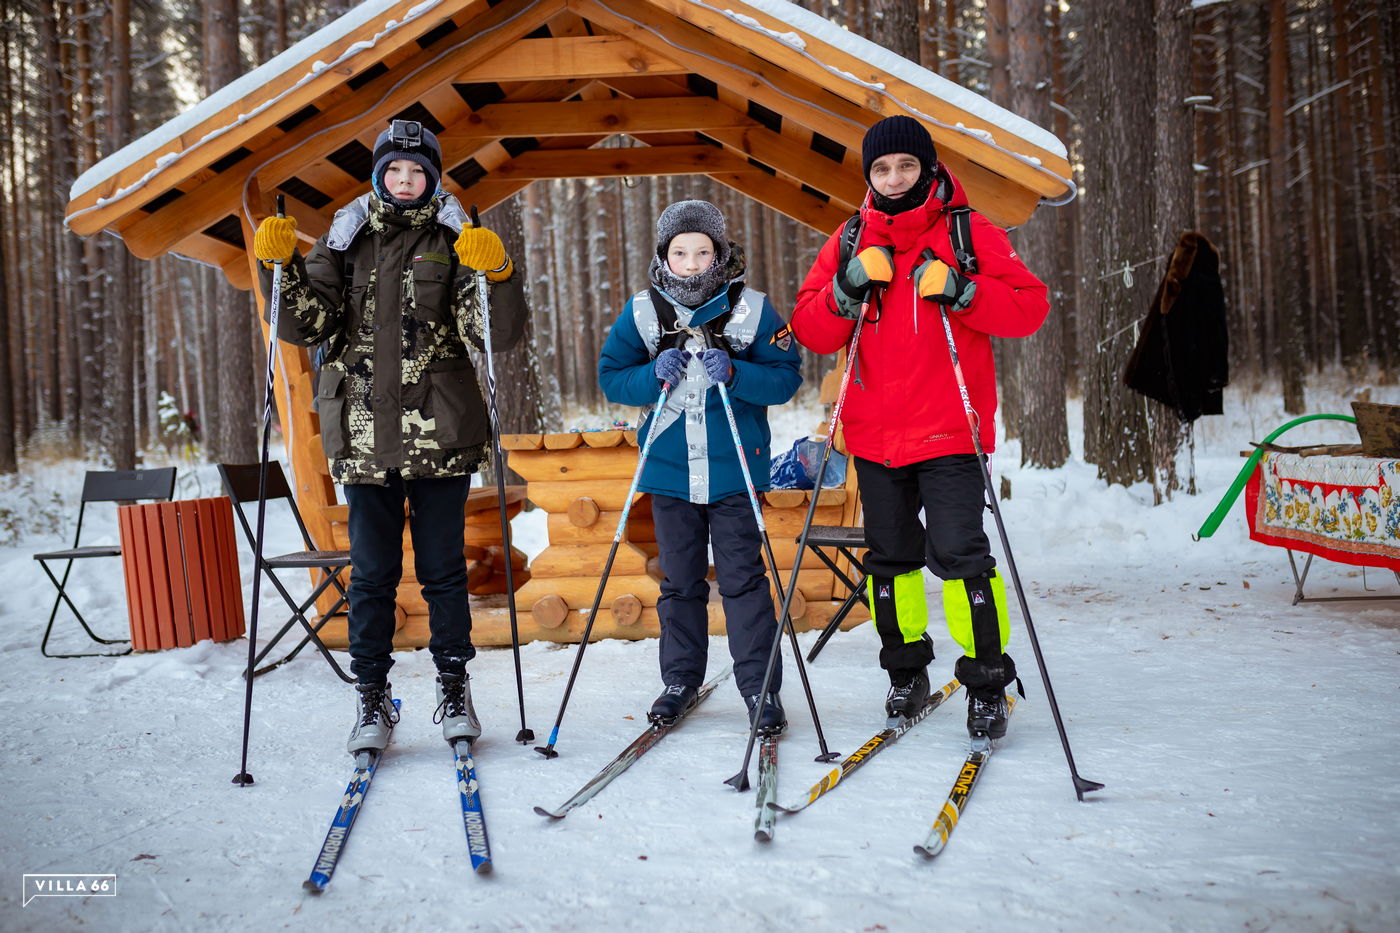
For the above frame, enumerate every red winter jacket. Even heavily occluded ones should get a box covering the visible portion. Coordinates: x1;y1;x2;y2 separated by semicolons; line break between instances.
791;168;1048;468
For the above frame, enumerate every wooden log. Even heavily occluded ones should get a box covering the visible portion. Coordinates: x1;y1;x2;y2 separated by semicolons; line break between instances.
543;432;585;449
581;430;624;447
547;511;624;544
762;489;808;508
463;544;488;561
486;544;527;572
501;433;544;449
516;573;660;608
467;559;494;589
468;567;531;596
773;585;807;620
568;496;601;527
645;554;664;581
506;445;642;482
532;594;570;628
611;593;643;626
526;479;642;512
529;542;650;577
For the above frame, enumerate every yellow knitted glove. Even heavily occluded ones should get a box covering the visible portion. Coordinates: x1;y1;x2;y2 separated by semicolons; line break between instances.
454;224;513;282
253;215;297;266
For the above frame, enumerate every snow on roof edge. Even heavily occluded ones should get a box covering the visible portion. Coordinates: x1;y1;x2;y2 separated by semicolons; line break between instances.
710;0;1067;161
68;0;423;205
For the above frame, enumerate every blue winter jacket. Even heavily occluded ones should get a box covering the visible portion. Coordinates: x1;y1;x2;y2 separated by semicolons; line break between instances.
598;281;803;504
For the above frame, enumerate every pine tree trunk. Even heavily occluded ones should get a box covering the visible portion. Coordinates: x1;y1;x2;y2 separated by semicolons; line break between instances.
1079;0;1154;485
1008;0;1068;469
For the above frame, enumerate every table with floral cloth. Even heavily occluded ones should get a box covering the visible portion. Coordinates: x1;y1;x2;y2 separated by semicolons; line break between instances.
1244;453;1400;600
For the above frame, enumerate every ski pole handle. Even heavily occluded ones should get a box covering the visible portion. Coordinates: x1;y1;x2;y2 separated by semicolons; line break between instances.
276;194;285;221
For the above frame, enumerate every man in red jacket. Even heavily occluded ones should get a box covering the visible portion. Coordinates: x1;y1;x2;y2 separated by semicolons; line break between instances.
791;115;1048;740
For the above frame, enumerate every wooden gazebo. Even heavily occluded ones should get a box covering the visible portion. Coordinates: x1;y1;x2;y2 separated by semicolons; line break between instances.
64;0;1070;649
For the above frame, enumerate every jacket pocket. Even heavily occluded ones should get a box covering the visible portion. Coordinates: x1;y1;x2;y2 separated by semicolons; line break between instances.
427;358;485;449
410;260;451;323
316;367;350;459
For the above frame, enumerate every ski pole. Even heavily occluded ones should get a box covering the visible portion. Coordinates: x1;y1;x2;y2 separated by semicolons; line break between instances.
234;195;285;787
469;206;533;744
535;385;672;758
727;292;875;790
927;249;1102;801
697;327;837;763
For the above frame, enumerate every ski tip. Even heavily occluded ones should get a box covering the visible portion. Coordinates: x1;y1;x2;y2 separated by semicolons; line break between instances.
754;830;773;843
764;801;793;814
532;805;565;820
473;861;494;875
303;879;326;894
913;844;939;859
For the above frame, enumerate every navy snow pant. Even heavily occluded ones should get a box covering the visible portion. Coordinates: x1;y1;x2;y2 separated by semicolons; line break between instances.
650;493;782;696
343;472;475;684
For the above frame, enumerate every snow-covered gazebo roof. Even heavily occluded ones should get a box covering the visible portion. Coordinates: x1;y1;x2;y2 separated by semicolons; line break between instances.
64;0;1071;290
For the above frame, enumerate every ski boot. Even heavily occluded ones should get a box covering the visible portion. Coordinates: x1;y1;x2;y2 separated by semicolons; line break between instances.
744;692;787;736
966;687;1009;740
884;667;930;722
649;684;699;725
434;672;482;743
347;681;398;753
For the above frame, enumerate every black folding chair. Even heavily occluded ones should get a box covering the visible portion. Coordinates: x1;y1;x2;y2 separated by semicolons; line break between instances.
217;462;354;682
34;467;178;658
803;524;870;662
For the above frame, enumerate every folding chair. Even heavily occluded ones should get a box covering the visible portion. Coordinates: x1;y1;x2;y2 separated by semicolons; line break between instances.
802;524;870;662
217;462;354;682
34;467;177;658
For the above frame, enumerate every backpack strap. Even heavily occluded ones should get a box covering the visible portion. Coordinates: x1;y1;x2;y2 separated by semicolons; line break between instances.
947;206;979;276
836;213;862;270
648;285;739;357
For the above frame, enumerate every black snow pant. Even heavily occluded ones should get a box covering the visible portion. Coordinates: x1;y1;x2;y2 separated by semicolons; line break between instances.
343;472;475;684
854;454;999;676
650;492;781;697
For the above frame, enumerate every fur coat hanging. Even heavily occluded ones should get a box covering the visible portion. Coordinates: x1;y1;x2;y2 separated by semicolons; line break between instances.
1123;231;1228;422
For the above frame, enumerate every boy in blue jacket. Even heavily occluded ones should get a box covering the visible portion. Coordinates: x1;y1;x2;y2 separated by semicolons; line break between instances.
598;200;802;734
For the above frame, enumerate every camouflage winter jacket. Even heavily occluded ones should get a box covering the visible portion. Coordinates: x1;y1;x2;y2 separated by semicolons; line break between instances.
259;193;527;485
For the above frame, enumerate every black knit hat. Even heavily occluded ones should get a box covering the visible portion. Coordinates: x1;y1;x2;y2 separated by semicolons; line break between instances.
371;120;442;209
861;115;937;181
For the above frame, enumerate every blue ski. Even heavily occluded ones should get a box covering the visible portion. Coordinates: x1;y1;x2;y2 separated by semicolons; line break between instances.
304;699;401;893
452;739;492;873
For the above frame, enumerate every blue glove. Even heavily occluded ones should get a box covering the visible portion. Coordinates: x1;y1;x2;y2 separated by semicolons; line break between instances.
655;348;689;386
699;348;732;386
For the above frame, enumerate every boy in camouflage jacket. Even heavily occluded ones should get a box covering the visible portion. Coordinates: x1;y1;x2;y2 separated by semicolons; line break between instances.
254;119;527;753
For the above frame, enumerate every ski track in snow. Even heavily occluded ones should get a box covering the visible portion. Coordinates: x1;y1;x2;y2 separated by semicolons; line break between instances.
1;381;1398;932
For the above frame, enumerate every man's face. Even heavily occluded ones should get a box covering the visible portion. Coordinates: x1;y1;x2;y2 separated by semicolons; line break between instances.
869;152;922;199
383;159;428;202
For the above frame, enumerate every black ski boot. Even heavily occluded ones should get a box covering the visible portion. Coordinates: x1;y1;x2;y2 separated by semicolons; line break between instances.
967;688;1009;740
955;654;1016;740
884;667;930;721
648;684;699;725
744;692;787;736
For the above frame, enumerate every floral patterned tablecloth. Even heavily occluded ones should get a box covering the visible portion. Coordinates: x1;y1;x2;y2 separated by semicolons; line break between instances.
1245;452;1400;571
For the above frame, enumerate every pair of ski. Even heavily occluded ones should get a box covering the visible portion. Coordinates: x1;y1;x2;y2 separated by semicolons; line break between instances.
535;671;1011;858
769;679;1016;858
304;700;491;892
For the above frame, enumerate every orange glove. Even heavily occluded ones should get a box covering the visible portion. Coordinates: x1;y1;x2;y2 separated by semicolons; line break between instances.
832;246;894;318
253;215;297;267
914;255;976;311
454;223;514;282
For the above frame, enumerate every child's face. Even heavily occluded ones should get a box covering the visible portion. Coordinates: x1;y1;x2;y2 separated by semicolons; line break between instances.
383;159;428;202
666;233;716;278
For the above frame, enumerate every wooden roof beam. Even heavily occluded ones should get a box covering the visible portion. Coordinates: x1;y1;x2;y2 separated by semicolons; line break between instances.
440;96;756;140
488;143;763;179
456;35;687;83
114;0;567;258
707;172;851;232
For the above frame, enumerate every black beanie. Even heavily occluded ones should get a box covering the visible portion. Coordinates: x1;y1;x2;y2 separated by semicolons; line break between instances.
861;115;937;181
371;121;442;210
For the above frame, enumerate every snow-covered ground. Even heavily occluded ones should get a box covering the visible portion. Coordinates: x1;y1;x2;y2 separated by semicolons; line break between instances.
2;377;1398;933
